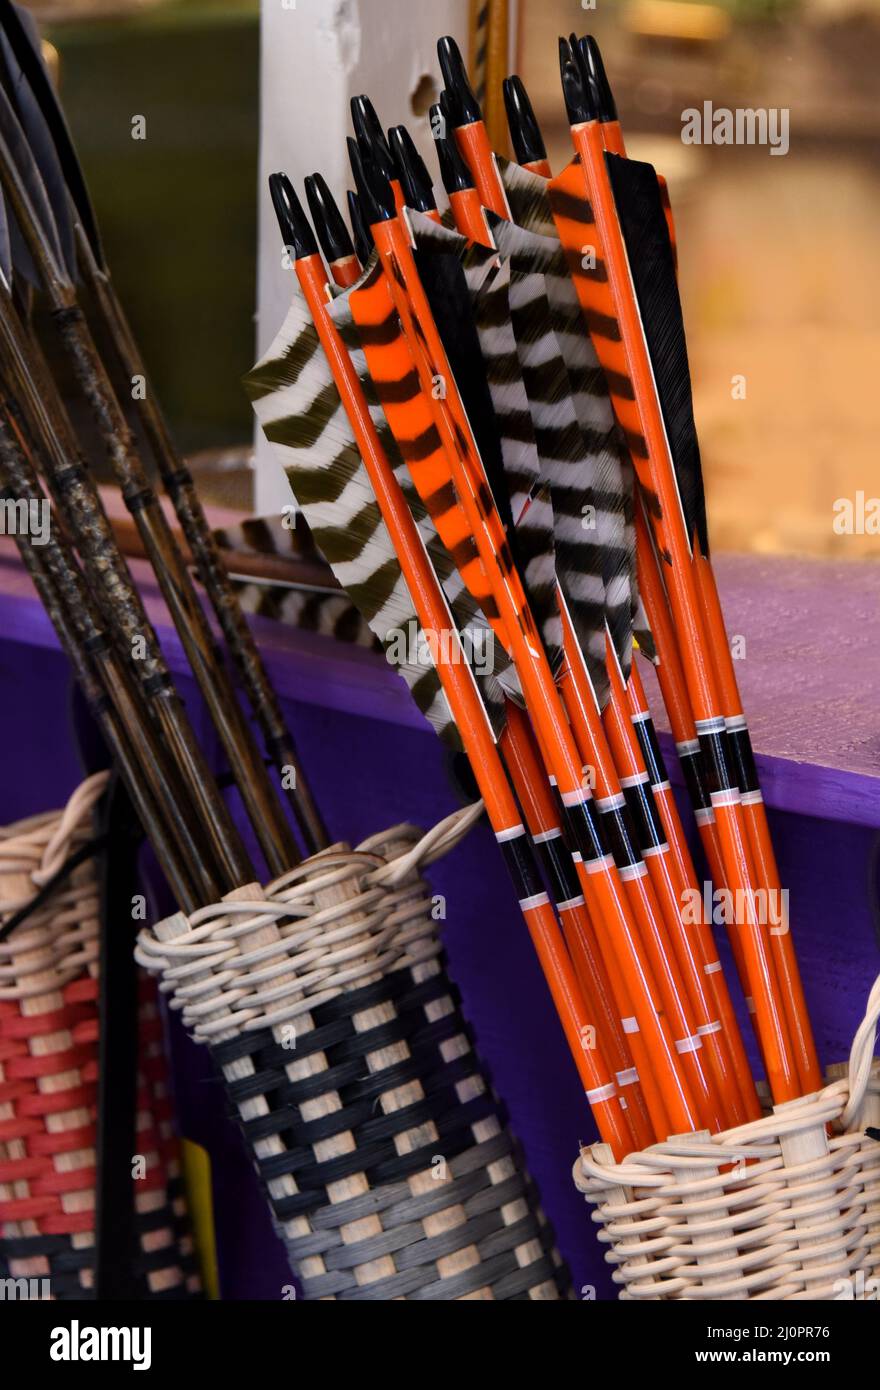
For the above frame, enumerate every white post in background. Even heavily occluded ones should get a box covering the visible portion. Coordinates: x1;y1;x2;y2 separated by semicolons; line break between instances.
255;0;470;515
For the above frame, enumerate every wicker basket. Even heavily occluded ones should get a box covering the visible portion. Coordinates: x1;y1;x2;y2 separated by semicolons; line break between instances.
136;806;572;1300
0;773;200;1299
574;974;880;1300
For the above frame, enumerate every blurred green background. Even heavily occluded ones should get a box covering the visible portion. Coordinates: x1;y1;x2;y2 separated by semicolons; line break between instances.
43;0;259;457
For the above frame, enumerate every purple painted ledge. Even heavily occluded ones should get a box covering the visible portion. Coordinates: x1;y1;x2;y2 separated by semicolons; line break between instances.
642;554;880;829
3;540;876;823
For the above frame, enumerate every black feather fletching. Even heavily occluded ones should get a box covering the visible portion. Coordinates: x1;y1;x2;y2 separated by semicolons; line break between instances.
412;246;510;530
605;152;709;557
410;215;564;679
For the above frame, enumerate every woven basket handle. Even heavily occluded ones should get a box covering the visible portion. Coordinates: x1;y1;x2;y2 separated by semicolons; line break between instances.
841;969;880;1129
362;801;484;888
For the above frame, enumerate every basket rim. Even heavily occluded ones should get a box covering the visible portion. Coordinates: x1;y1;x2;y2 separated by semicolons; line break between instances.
576;1065;880;1192
577;965;880;1191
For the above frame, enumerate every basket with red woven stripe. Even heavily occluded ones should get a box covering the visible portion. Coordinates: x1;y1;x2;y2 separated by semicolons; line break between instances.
0;773;200;1300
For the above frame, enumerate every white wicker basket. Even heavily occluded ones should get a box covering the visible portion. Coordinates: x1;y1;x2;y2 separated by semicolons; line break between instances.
136;805;572;1300
574;975;880;1300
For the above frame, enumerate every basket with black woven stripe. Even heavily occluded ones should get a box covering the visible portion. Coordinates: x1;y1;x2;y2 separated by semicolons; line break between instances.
137;807;572;1300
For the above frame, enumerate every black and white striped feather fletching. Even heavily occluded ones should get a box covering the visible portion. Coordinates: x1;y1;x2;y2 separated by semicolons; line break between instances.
491;222;611;702
212;513;376;646
498;155;655;664
408;212;564;676
245;270;512;744
472;257;562;664
410;204;617;705
246;278;458;743
236;581;377;646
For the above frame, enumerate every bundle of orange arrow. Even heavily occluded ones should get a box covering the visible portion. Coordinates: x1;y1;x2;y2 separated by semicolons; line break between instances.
250;34;819;1160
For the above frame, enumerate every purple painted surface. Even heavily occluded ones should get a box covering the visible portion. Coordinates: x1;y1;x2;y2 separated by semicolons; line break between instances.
0;547;878;1299
4;544;878;813
641;554;880;828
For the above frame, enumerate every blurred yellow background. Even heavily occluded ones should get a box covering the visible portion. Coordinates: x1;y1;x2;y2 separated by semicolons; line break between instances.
521;0;880;558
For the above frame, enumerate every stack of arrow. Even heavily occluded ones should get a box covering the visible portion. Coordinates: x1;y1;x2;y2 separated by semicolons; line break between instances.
0;0;329;905
252;32;821;1159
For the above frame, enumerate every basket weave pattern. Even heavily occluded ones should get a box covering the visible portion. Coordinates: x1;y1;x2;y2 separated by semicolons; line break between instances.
574;977;880;1300
0;774;199;1299
137;810;572;1300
